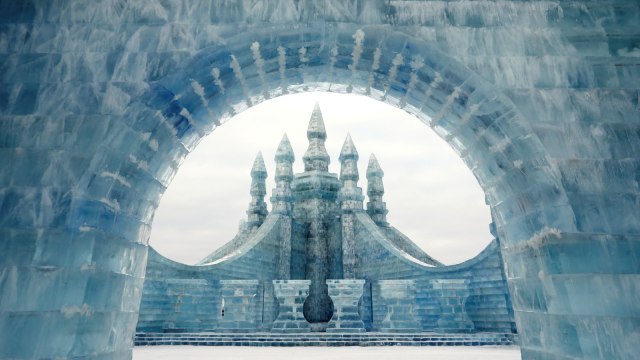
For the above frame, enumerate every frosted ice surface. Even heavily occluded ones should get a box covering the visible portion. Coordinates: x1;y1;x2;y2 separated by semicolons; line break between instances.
133;346;522;360
1;1;639;360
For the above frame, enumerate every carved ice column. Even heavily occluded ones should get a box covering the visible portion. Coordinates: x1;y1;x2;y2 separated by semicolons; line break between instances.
218;280;260;332
376;280;421;332
326;279;366;333
430;279;474;333
339;135;364;278
271;280;311;333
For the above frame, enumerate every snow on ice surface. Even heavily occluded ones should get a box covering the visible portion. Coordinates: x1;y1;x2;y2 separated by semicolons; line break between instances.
133;346;522;360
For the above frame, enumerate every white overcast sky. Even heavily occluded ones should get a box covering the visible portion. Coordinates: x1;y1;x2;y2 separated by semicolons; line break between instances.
149;92;493;265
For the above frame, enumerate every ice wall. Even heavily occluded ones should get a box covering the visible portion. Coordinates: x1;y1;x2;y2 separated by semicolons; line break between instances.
1;1;639;359
137;213;286;333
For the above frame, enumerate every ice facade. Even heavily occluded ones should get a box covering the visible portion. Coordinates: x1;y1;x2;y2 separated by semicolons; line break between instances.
135;105;515;335
0;1;638;359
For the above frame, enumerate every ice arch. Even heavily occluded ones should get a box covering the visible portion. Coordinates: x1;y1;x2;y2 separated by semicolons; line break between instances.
133;27;575;253
1;2;639;360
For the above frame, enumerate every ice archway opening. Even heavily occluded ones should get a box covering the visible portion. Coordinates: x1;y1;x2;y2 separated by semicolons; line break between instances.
148;91;495;266
69;26;575;358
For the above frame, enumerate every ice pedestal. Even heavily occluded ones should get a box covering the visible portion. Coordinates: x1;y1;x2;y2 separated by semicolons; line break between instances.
376;280;421;333
430;279;474;333
326;279;366;333
271;280;311;333
218;280;260;332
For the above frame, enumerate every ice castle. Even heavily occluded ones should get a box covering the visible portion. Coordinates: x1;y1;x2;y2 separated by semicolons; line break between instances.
1;1;639;359
135;103;515;335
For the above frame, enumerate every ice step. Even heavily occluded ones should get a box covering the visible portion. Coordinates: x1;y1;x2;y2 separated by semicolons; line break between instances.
135;332;518;347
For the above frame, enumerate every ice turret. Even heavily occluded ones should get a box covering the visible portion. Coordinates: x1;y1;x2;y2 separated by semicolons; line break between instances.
303;102;330;172
366;154;388;227
339;134;364;279
271;134;295;215
246;152;268;230
339;134;364;212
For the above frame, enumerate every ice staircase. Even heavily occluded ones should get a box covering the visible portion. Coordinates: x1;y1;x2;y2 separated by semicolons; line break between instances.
135;332;518;347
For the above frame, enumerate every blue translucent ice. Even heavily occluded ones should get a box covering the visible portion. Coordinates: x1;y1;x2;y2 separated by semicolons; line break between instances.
1;1;639;359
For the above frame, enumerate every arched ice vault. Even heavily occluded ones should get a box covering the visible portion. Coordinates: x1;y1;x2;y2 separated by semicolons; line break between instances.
1;1;639;359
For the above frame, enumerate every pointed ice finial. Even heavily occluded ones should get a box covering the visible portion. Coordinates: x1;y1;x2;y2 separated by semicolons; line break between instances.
251;151;267;176
275;133;295;163
366;153;388;226
339;134;364;212
303;102;330;171
366;153;384;178
339;133;359;162
307;102;327;140
339;134;360;183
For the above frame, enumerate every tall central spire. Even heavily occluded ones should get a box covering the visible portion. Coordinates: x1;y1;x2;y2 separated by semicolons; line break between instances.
303;102;330;172
292;102;341;323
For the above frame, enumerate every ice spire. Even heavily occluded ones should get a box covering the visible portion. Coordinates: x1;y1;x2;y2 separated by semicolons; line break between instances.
246;151;268;229
303;102;330;172
339;134;364;211
366;153;388;226
271;134;295;215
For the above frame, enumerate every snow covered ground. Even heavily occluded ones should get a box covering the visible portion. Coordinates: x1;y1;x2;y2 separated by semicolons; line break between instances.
134;346;522;359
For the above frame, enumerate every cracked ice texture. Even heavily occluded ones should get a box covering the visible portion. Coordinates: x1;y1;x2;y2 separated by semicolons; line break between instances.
0;1;639;359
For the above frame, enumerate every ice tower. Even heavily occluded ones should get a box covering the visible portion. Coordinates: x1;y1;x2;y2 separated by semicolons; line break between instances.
245;152;268;231
291;103;342;323
366;154;388;227
338;134;364;278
